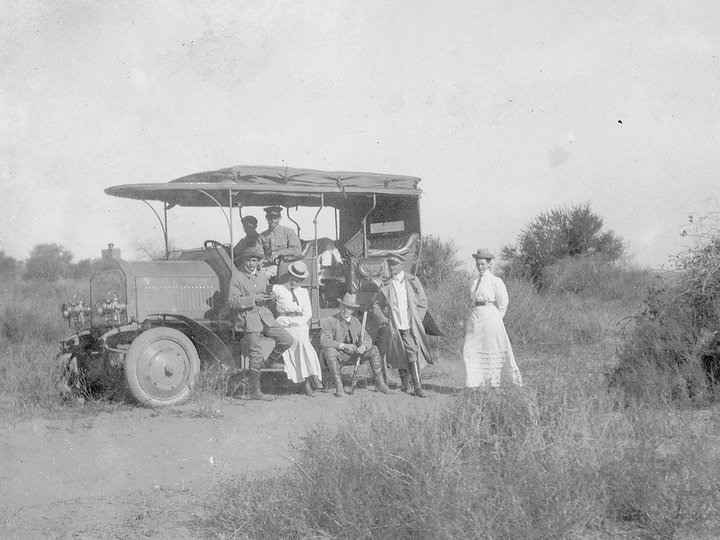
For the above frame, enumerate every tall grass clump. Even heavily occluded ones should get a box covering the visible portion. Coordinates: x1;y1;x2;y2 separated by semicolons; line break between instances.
204;385;720;539
541;254;653;302
0;279;86;413
612;211;720;406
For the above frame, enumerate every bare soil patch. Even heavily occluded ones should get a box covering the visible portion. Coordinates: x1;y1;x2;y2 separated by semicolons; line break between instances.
1;383;456;539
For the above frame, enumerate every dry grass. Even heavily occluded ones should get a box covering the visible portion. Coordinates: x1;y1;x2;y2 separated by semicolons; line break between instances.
200;263;720;539
4;265;720;538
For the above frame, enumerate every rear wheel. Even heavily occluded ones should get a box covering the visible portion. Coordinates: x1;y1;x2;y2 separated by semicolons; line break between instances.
124;327;200;407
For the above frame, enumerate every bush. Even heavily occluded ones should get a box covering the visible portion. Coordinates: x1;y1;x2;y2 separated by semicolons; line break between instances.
23;243;74;282
416;235;465;289
612;213;720;405
502;203;624;286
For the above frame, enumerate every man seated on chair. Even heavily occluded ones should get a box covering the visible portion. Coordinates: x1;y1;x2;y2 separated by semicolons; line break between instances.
319;293;391;398
260;206;302;277
228;245;293;400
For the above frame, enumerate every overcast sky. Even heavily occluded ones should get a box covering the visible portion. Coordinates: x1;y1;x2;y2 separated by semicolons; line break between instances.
2;0;719;268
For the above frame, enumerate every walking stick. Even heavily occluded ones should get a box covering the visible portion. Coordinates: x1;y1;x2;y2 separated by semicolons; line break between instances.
348;310;368;395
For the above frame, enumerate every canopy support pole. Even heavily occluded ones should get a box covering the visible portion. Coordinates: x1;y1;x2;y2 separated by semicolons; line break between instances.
140;200;169;260
361;194;377;257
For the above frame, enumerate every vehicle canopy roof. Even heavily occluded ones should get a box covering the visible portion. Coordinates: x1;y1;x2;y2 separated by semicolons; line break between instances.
105;165;422;208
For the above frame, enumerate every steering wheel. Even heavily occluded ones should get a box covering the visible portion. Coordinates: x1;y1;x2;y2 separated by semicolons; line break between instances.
204;239;226;250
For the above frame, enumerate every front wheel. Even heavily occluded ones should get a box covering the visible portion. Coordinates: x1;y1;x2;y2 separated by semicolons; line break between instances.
124;327;200;407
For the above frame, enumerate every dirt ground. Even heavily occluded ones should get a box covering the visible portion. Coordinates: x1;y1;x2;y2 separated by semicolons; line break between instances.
0;380;457;539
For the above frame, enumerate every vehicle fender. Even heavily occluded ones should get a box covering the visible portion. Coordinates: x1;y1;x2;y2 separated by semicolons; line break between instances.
153;314;235;370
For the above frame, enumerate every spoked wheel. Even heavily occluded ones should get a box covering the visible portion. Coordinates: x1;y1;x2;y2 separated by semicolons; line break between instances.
124;327;200;407
56;352;86;402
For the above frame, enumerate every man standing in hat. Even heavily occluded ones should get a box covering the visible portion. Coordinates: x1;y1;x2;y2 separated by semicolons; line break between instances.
374;254;432;398
320;293;391;397
229;245;293;400
260;206;302;269
232;215;262;267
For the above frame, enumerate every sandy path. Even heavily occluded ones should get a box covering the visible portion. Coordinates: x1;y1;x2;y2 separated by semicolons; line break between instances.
0;388;453;538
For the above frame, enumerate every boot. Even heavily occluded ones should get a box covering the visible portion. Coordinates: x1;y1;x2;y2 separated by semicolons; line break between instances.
327;356;347;397
249;369;271;401
264;350;283;368
309;374;324;392
399;369;411;393
368;351;391;394
409;362;427;398
303;379;316;397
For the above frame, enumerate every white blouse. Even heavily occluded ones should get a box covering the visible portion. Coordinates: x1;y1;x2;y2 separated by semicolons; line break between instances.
273;284;312;326
469;271;509;318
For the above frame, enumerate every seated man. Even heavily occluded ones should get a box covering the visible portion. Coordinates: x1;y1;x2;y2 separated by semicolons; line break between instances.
228;245;293;400
233;214;262;267
260;206;302;276
319;293;391;397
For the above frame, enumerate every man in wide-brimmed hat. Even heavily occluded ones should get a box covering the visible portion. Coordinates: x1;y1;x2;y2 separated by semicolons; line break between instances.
228;244;293;400
319;293;391;397
374;253;432;398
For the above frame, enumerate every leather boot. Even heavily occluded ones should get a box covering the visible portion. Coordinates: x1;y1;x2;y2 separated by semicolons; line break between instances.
399;369;410;393
249;369;271;401
309;374;324;391
327;355;347;397
368;351;391;394
264;350;283;368
409;362;426;398
303;379;316;397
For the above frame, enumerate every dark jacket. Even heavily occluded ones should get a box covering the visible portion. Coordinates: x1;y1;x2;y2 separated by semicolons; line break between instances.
320;313;372;351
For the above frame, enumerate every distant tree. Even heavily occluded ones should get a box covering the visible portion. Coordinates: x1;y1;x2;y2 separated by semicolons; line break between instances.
502;202;624;285
416;235;465;288
0;251;19;280
23;244;74;282
68;258;99;280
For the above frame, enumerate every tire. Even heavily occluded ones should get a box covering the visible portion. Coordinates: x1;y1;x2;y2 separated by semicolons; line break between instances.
124;327;200;407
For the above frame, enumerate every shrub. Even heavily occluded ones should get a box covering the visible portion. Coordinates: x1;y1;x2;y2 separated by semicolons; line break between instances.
23;243;75;282
0;251;19;280
502;202;624;286
416;235;465;289
612;212;720;405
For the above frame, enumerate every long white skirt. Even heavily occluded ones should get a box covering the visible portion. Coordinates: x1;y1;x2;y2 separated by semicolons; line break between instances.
280;325;323;384
462;305;522;388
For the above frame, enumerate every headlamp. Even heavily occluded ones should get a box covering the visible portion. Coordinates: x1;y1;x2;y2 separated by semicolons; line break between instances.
60;296;92;327
94;291;127;324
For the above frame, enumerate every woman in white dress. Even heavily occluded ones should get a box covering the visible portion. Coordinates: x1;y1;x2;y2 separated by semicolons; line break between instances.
272;261;323;396
462;248;523;388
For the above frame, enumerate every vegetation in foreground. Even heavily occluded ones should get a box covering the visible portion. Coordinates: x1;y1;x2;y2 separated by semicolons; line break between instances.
3;205;720;537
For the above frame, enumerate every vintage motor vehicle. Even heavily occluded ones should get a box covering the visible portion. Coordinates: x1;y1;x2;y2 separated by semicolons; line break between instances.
58;165;429;407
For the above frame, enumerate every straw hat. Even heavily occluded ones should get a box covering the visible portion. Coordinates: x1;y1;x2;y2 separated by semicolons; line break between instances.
472;248;495;260
288;261;310;279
